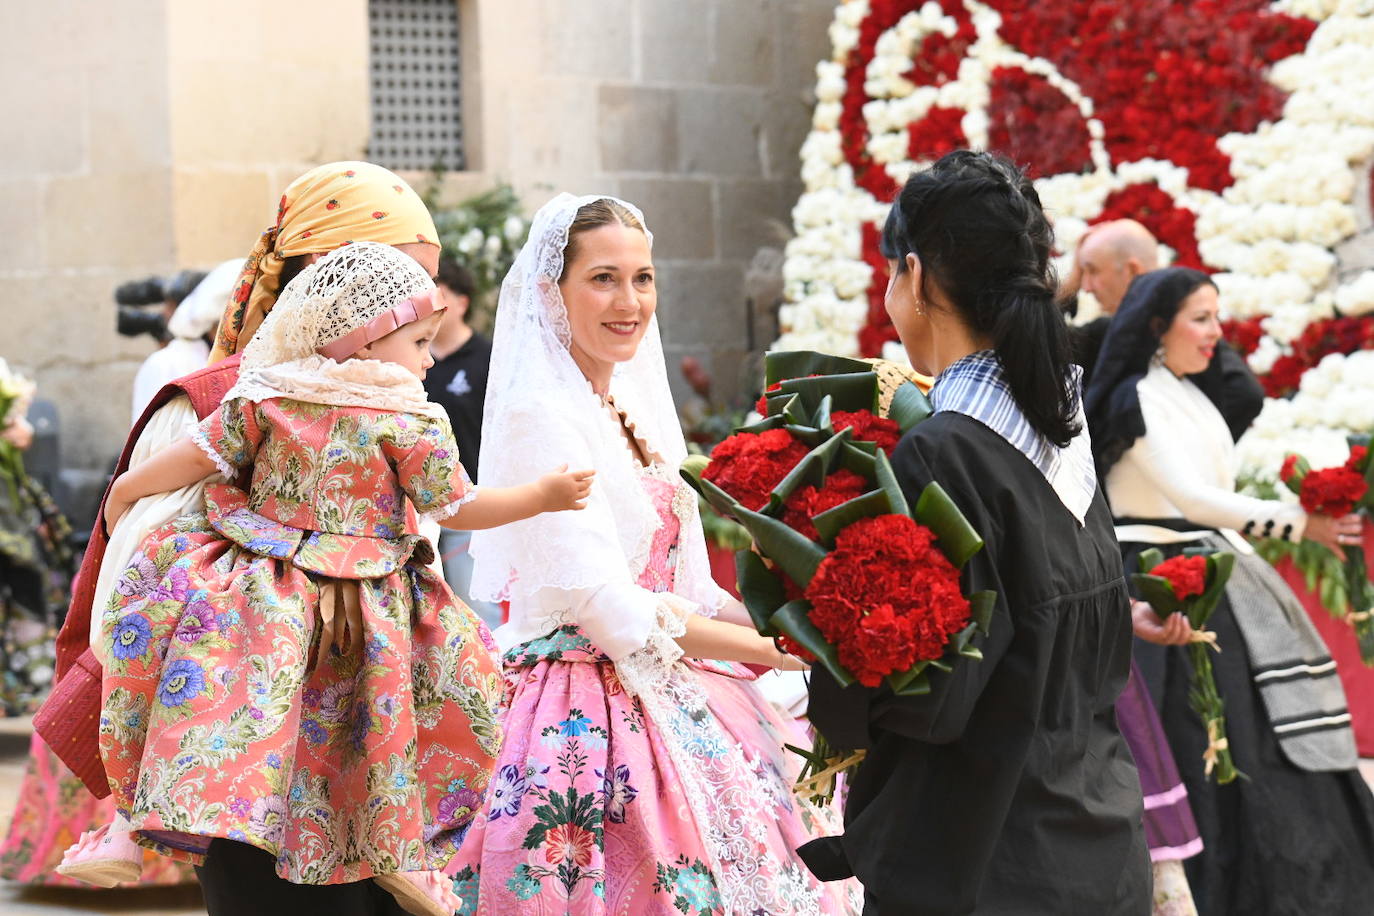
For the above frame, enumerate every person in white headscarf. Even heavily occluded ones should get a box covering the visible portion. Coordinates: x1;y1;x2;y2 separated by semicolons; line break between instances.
449;193;856;915
128;260;244;424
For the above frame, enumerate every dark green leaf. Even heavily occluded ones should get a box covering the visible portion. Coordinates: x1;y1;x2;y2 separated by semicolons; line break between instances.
732;506;828;587
888;669;932;697
734;550;786;637
872;448;910;517
1129;574;1184;616
887;381;933;433
913;481;984;569
1136;548;1166;573
812;490;893;545
968;590;997;634
769;601;855;688
767;431;852;510
765;351;873;386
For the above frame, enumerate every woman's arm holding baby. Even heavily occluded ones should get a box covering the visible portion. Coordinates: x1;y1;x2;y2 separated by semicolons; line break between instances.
105;437;220;530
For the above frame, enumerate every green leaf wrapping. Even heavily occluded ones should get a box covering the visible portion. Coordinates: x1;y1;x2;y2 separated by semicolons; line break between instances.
768;430;854;513
772;373;881;418
887;381;933;433
734;549;786;637
812;490;894;545
730;501;828;588
1130;574;1185;617
912;481;985;569
765;351;873;386
770;601;855;688
968;590;997;635
885;662;932;696
1281;452;1310;495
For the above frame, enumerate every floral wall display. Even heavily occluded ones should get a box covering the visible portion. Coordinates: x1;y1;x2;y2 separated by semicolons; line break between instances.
778;0;1374;489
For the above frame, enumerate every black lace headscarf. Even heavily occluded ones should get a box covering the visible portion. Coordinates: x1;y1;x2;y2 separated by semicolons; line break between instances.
1083;267;1224;480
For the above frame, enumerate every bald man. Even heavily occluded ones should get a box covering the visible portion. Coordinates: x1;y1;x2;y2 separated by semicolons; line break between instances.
1069;222;1265;441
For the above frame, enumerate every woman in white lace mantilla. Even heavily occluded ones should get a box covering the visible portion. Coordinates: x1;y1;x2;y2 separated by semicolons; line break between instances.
449;194;856;915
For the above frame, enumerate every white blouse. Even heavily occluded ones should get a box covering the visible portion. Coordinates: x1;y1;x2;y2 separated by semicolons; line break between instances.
1106;363;1305;547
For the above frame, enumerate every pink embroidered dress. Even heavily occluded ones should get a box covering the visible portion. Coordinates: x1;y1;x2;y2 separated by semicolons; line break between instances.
97;396;503;885
447;463;856;915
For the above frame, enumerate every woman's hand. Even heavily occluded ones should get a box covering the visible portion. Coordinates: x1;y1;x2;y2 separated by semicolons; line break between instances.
537;464;595;512
1303;512;1363;559
761;637;811;672
1131;600;1194;646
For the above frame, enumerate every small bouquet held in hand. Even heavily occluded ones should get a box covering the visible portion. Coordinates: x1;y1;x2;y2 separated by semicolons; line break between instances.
1279;444;1374;664
0;358;36;500
1132;548;1239;784
681;352;996;804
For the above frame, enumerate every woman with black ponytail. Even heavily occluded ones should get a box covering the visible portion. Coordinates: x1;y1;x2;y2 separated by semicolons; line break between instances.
799;151;1150;914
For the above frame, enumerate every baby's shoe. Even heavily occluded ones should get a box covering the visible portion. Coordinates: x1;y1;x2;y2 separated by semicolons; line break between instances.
55;824;143;887
375;869;463;916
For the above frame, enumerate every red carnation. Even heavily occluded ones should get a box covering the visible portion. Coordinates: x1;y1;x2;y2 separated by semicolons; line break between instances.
1150;555;1208;600
782;469;870;540
777;634;818;664
804;514;970;687
1299;466;1368;518
1347;447;1368;473
702;429;810;511
755;382;782;416
832;410;901;455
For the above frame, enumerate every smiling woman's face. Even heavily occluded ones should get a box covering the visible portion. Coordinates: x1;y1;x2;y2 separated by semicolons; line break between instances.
1160;283;1222;377
558;223;656;387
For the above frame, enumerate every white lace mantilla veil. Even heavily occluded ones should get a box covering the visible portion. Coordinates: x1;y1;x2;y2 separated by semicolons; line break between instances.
225;241;445;419
470;193;843;916
469;192;728;617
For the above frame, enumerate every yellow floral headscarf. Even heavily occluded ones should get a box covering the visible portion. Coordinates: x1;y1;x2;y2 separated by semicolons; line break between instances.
209;161;440;362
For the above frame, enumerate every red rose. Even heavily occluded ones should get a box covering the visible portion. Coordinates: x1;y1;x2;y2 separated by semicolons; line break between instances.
1149;555;1208;600
832;410;901;455
702;429;810;511
1298;466;1368;517
1280;454;1300;484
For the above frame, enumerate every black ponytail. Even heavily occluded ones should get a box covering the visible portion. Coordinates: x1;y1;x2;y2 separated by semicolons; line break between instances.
881;150;1080;447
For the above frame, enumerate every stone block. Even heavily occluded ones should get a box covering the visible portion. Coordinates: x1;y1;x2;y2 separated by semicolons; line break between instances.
0;65;87;176
172;169;275;266
598;85;678;173
715;178;789;261
43;171;175;269
639;0;711;84
87;58;172;173
540;0;634;80
0;182;46;271
655;261;747;349
709;0;776;86
775;0;838;97
765;88;815;181
616;177;715;259
676;88;766;176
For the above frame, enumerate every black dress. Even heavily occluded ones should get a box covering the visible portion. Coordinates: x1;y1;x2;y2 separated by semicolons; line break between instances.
801;414;1151;915
1125;540;1374;916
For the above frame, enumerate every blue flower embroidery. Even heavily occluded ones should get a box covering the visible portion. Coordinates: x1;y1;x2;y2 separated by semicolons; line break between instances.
558;711;591;737
598;764;638;824
111;614;152;660
156;659;206;707
487;763;528;820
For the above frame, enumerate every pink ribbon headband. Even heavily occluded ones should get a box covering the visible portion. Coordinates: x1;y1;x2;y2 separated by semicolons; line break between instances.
318;289;443;361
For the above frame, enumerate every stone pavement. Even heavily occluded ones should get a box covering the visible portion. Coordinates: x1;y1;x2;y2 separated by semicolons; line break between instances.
0;719;204;916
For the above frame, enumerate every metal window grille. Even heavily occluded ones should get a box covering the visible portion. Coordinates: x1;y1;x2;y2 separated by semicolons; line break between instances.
368;0;465;171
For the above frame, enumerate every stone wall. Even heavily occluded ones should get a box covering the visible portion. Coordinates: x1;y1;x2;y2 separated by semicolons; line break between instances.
3;0;835;473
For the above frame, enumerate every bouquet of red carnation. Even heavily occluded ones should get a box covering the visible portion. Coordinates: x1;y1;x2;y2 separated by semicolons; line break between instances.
1132;548;1239;784
682;351;995;803
1280;445;1374;663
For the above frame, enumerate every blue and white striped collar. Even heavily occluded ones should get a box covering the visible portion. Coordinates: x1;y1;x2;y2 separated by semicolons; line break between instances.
930;350;1096;525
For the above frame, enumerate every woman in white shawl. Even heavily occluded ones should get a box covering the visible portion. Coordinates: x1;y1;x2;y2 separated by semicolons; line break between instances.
449;194;854;915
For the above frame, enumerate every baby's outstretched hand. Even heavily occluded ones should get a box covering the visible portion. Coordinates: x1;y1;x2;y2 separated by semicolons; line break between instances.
538;464;595;512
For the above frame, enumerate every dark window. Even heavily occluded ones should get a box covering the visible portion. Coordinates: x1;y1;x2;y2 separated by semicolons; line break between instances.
367;0;464;171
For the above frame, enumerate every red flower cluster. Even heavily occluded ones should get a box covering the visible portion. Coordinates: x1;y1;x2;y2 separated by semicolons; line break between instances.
858;223;900;357
1150;554;1208;600
804;514;970;687
987;67;1092;178
1221;317;1265;357
702;429;811;511
1093;183;1206;270
782;469;870;540
1258;316;1374;397
832;410;901;455
1348;446;1368;473
1299;466;1368;518
1280;454;1301;484
908;106;969;163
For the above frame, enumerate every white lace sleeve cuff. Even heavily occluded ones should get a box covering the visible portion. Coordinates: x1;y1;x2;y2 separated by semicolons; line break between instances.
613;596;691;699
190;427;236;480
420;485;480;523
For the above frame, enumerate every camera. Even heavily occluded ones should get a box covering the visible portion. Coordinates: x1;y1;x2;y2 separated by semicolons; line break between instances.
114;270;207;342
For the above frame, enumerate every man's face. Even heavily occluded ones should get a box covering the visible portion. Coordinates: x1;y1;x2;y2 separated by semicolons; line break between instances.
1077;236;1133;315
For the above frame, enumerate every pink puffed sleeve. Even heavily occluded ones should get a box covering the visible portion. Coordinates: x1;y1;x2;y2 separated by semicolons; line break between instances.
190;397;266;478
388;414;477;521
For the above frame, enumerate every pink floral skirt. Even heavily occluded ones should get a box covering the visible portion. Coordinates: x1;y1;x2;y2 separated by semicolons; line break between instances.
447;626;856;915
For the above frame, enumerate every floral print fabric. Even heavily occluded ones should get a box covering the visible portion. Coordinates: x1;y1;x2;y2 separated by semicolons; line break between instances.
98;399;501;884
448;468;854;914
